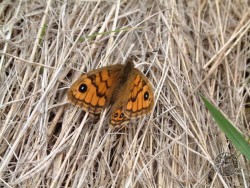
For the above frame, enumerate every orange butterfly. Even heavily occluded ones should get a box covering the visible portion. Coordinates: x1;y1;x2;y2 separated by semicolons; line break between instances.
68;60;154;127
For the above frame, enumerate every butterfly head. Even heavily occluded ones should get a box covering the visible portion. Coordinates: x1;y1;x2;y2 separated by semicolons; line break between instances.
110;107;130;127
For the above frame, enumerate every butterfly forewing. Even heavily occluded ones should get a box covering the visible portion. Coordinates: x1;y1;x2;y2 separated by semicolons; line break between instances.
124;69;154;118
68;65;123;114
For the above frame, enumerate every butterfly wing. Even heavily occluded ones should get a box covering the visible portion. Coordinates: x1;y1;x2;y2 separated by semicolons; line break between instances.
124;69;154;118
110;66;154;127
68;65;123;114
109;106;130;127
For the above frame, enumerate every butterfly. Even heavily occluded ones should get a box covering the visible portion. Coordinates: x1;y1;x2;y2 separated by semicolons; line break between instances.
68;60;154;127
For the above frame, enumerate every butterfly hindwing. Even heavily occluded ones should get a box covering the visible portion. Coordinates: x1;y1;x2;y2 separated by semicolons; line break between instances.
109;106;130;127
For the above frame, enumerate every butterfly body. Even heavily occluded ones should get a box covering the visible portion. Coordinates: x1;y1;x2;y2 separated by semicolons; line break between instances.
68;61;154;127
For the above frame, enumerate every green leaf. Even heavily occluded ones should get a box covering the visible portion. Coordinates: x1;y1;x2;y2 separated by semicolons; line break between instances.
78;27;143;42
200;94;250;160
39;24;47;44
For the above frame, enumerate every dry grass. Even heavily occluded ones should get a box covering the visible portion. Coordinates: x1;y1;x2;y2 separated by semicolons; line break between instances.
1;0;250;187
